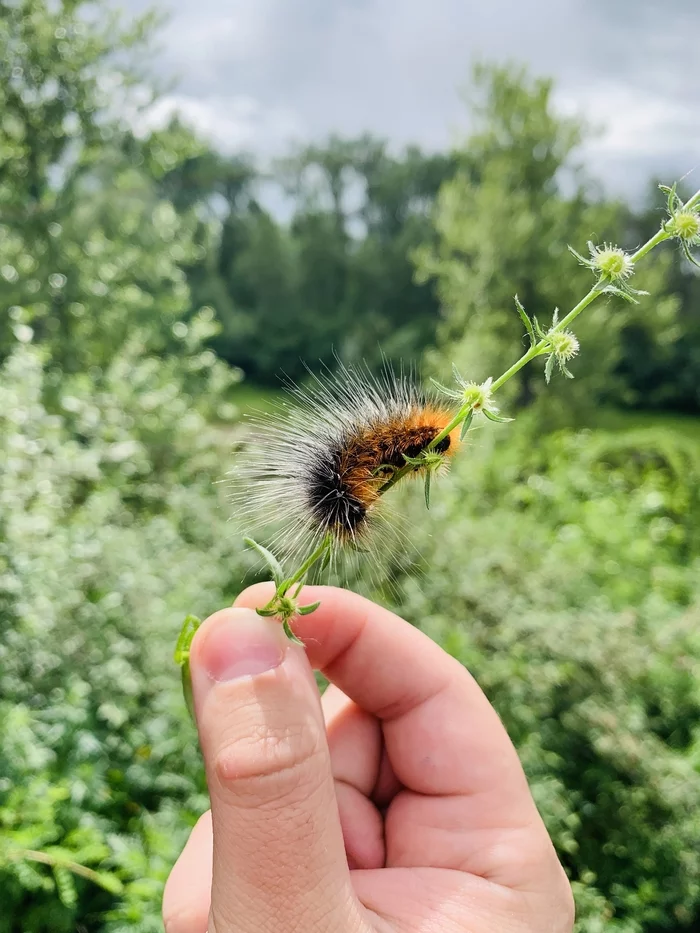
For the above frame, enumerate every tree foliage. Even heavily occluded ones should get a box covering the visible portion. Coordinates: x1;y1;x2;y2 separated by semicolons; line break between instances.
415;65;685;416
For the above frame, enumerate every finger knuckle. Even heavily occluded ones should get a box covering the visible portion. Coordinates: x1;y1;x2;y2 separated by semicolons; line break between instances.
214;714;326;806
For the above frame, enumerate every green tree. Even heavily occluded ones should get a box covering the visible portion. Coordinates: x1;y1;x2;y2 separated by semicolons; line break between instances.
414;64;673;413
613;181;700;413
0;0;205;373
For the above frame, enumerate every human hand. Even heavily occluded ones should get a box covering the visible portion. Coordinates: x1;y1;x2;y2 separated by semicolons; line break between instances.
163;585;574;933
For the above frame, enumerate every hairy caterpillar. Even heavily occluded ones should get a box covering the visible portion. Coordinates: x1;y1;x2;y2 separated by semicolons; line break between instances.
228;363;460;571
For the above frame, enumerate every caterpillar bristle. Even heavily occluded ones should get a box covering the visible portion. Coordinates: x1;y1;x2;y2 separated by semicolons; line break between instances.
228;362;459;576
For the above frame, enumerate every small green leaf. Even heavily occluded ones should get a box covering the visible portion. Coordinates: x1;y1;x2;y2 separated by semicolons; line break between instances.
282;619;305;644
682;240;700;270
544;354;555;384
174;615;202;667
514;294;535;346
660;182;678;215
255;606;279;617
551;307;559;327
429;377;459;398
244;537;285;585
568;245;590;267
424;470;431;509
319;548;332;572
53;866;78;909
181;661;195;723
297;600;321;616
93;871;124;896
532;315;547;339
598;283;647;304
483;409;514;424
459;408;474;440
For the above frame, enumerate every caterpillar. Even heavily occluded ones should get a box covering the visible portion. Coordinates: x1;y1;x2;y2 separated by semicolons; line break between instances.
228;362;460;571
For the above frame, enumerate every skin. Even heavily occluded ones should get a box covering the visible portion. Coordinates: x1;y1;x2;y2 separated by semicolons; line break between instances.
163;584;575;933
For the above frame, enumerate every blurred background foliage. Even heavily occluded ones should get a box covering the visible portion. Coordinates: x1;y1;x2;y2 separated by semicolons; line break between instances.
1;1;699;930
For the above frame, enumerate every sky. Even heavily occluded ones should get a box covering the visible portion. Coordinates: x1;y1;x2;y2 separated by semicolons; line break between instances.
124;0;699;199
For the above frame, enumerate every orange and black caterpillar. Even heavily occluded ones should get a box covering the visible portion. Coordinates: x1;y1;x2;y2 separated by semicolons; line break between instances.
229;364;460;568
306;406;458;540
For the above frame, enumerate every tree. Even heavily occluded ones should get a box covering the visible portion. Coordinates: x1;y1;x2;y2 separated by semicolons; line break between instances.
415;64;626;410
0;0;205;374
613;180;700;414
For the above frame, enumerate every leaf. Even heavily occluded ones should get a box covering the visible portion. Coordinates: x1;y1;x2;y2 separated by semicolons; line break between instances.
660;182;678;215
53;866;78;909
181;662;195;723
255;606;279;617
568;245;591;267
599;283;648;305
551;307;559;327
483;409;514;424
297;600;321;616
545;354;555;385
424;470;431;509
429;377;459;398
319;548;332;572
244;537;284;585
682;240;700;270
92;871;124;896
514;294;535;346
532;315;547;340
173;615;202;666
282;619;305;645
459;408;474;440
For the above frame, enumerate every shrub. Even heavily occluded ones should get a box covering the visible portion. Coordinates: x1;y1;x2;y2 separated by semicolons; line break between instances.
0;336;243;932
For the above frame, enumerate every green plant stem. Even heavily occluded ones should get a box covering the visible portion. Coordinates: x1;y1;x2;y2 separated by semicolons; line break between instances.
5;847;122;892
378;186;700;496
489;284;601;394
278;534;332;595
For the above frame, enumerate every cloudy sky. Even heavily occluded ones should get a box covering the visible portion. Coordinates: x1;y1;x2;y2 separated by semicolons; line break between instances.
124;0;699;197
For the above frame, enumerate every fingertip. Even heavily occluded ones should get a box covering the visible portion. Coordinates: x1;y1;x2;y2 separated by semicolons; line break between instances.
191;605;258;651
233;581;276;609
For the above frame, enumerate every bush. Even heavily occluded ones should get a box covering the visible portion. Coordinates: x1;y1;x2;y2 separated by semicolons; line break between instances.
0;335;244;932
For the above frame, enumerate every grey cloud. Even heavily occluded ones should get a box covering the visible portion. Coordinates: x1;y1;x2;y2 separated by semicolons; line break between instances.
122;0;700;196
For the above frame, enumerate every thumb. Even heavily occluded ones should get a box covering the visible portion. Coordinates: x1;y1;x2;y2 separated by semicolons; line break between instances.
190;607;364;933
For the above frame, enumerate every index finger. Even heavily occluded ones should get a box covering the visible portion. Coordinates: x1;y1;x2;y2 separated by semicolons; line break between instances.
234;584;534;817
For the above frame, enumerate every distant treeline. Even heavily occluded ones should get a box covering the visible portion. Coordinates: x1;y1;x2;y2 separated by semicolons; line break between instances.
161;85;700;413
1;2;698;413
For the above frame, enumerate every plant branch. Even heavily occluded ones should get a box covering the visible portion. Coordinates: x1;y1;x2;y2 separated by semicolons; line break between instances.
378;186;700;495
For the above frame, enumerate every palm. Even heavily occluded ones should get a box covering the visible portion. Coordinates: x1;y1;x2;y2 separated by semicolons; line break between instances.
326;686;570;933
